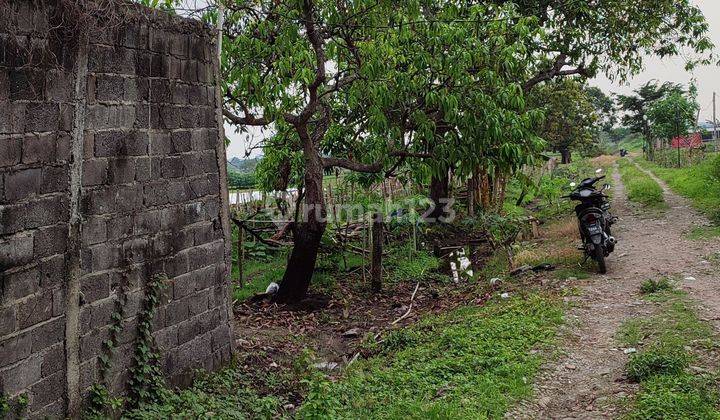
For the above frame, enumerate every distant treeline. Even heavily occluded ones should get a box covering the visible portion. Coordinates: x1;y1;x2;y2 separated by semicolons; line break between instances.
228;171;257;190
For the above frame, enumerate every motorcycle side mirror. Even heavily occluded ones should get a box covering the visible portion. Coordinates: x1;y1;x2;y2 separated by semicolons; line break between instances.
595;168;603;174
570;182;577;188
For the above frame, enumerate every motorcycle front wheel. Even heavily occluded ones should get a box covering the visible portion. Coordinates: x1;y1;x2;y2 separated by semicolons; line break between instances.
594;245;607;274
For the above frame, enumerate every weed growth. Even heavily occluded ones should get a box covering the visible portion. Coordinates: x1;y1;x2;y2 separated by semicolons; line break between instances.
640;278;673;294
297;293;564;418
619;288;719;418
618;159;666;208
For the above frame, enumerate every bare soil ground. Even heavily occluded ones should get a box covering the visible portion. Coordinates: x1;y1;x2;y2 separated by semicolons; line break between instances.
509;160;720;419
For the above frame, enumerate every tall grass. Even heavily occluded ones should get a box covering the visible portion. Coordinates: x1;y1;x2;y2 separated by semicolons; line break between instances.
618;159;666;208
637;154;720;223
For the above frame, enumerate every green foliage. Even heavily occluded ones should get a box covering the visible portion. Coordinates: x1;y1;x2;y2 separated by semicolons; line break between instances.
688;226;720;240
136;0;175;11
531;79;598;160
0;393;28;418
243;241;273;262
628;374;720;420
616;81;686;158
619;289;720;418
297;294;564;418
386;243;440;283
86;384;123;419
627;345;691;382
647;88;700;143
637;155;720;223
124;364;281;419
128;275;168;406
640;278;673;295
0;394;9;418
618;159;665;208
227;171;257;190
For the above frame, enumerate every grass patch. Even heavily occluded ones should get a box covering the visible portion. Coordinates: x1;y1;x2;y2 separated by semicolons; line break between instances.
297;293;564;418
637;154;720;223
688;225;720;241
640;278;673;295
618;159;666;209
386;243;441;283
618;284;720;418
626;345;691;382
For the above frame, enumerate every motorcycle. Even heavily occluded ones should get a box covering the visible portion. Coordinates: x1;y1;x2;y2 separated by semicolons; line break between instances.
563;169;617;274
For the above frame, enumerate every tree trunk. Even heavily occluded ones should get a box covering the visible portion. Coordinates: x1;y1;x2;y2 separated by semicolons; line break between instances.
560;148;571;164
370;213;383;292
467;175;475;217
479;167;491;210
428;172;449;220
274;143;326;303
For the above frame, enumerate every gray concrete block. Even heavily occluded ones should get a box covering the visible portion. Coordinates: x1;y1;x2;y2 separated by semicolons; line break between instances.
33;224;67;258
4;167;41;201
161;156;184;178
41;165;69;194
22;133;57;164
40;343;65;376
17;290;53;329
0;306;16;336
80;272;110;304
95;74;125;102
0;233;34;268
0;352;41;394
81;159;108;186
30;317;64;353
24;103;60;132
0;136;22;166
28;370;64;411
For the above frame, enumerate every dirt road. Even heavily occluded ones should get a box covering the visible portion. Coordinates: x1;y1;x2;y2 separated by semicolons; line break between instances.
509;160;720;419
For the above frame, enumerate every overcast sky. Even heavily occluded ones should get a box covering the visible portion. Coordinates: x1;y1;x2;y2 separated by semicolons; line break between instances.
225;0;720;159
590;0;720;124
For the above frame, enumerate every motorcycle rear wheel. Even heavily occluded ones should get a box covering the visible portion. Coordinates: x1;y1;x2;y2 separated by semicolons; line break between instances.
594;245;607;274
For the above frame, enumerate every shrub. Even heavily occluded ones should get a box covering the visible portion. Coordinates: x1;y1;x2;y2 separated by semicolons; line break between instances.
627;345;690;382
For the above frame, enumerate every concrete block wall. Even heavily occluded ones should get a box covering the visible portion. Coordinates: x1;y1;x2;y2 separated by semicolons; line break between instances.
0;1;234;417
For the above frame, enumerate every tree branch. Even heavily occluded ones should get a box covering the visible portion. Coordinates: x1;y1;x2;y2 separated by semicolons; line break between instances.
223;108;271;126
523;54;591;92
322;157;383;173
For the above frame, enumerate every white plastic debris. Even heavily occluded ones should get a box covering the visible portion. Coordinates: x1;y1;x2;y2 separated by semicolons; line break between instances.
342;328;360;338
623;348;637;354
490;278;502;286
500;292;510;299
265;282;280;294
684;276;696;281
313;362;339;371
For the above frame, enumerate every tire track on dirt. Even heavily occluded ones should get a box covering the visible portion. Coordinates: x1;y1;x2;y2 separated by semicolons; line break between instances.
509;160;720;419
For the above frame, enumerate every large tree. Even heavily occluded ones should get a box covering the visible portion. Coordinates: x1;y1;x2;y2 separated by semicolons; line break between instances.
616;81;684;159
489;0;715;91
217;0;714;302
532;79;597;164
647;87;700;146
220;0;545;301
